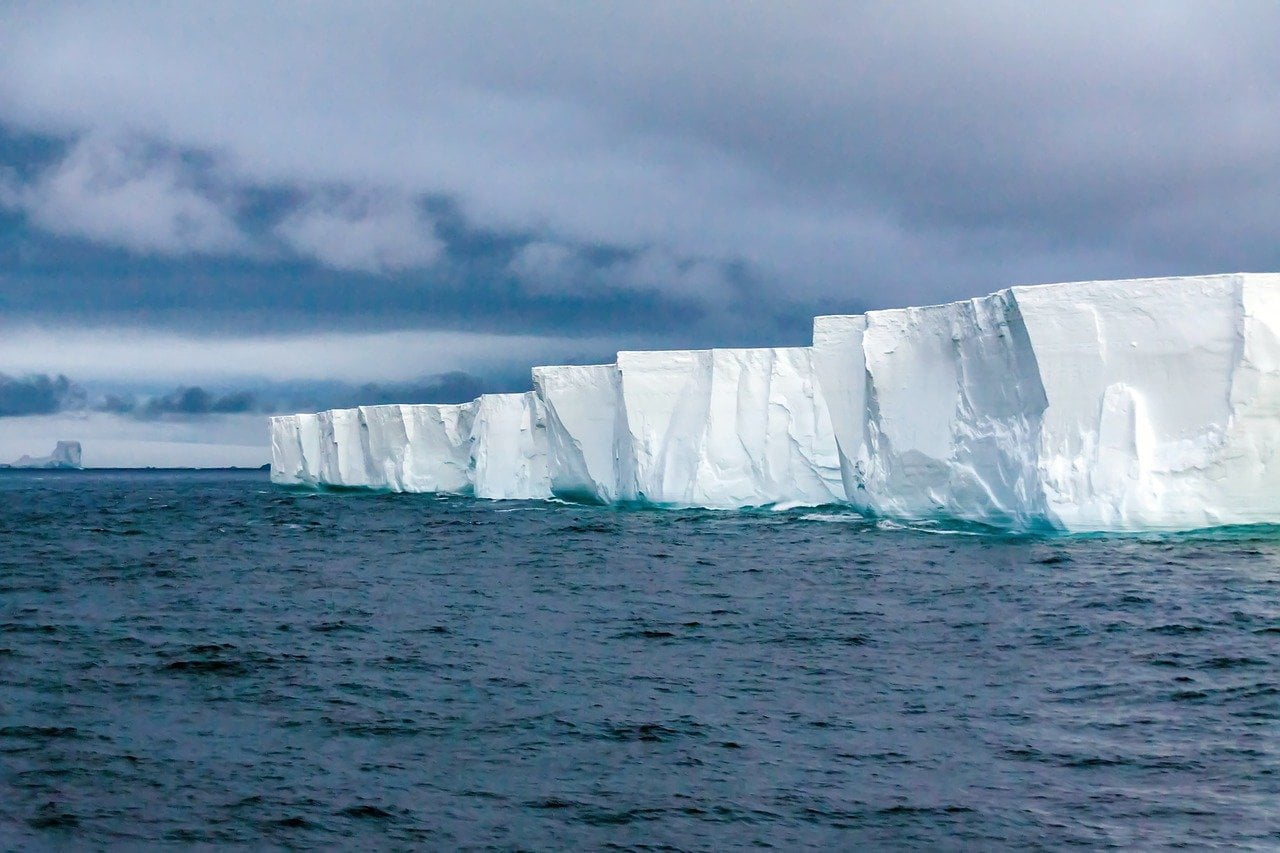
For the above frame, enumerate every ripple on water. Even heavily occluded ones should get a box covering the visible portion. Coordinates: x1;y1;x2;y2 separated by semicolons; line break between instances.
1;469;1279;848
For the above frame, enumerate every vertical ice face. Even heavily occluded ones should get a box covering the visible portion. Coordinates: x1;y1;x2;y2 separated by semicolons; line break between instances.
814;273;1280;531
1011;273;1280;530
615;347;844;507
315;408;372;487
296;413;322;485
400;403;476;494
270;412;324;486
532;364;627;503
858;291;1050;527
357;405;411;491
469;392;552;500
269;415;305;485
812;315;869;509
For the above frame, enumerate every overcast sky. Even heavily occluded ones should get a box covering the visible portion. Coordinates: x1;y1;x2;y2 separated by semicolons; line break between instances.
2;1;1279;464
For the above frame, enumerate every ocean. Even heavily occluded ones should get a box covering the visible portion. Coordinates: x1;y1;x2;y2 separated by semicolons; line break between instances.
1;469;1278;848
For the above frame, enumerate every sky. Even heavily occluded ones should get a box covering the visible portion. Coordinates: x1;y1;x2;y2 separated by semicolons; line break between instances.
1;1;1279;465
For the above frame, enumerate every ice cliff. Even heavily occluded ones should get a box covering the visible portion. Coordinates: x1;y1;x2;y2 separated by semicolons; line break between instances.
614;348;843;507
532;364;625;503
531;351;843;507
813;273;1280;531
270;403;477;494
470;393;551;500
272;272;1280;532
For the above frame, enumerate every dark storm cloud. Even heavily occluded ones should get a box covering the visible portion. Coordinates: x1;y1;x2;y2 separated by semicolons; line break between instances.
0;373;83;416
7;370;509;420
1;1;1279;345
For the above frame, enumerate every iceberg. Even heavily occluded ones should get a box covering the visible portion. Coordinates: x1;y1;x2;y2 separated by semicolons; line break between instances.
271;272;1280;532
614;347;844;508
1;440;83;469
814;273;1280;531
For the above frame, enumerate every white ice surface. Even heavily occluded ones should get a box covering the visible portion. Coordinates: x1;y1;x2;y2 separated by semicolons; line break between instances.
400;403;476;494
1014;274;1280;530
469;392;552;500
270;272;1280;531
812;315;869;510
615;347;844;508
269;415;305;485
533;364;626;503
814;273;1280;531
272;403;475;492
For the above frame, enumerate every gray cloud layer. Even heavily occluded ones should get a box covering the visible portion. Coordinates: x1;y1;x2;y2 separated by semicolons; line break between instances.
0;2;1278;358
0;370;498;420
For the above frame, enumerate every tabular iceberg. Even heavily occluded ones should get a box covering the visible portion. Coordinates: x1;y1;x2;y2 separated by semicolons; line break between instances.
272;272;1280;532
614;347;844;508
1;441;83;469
814;273;1280;531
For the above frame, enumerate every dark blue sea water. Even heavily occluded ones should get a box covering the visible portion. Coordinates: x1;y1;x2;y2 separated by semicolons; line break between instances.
1;470;1278;849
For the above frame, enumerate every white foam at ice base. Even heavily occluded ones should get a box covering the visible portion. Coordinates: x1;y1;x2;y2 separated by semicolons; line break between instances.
469;392;552;500
615;347;844;508
814;272;1280;532
532;363;626;503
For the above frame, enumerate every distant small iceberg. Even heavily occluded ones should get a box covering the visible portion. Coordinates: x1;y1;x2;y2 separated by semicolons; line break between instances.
1;441;83;470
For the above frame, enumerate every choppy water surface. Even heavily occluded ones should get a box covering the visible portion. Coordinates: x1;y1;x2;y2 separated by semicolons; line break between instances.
2;470;1279;849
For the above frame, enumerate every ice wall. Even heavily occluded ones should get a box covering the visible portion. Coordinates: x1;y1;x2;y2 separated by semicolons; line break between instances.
269;415;305;485
811;315;868;509
615;347;844;508
469;392;552;500
352;403;476;493
1013;274;1280;530
814;273;1280;531
399;403;476;494
270;403;476;493
859;290;1050;528
316;408;371;487
533;364;627;503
